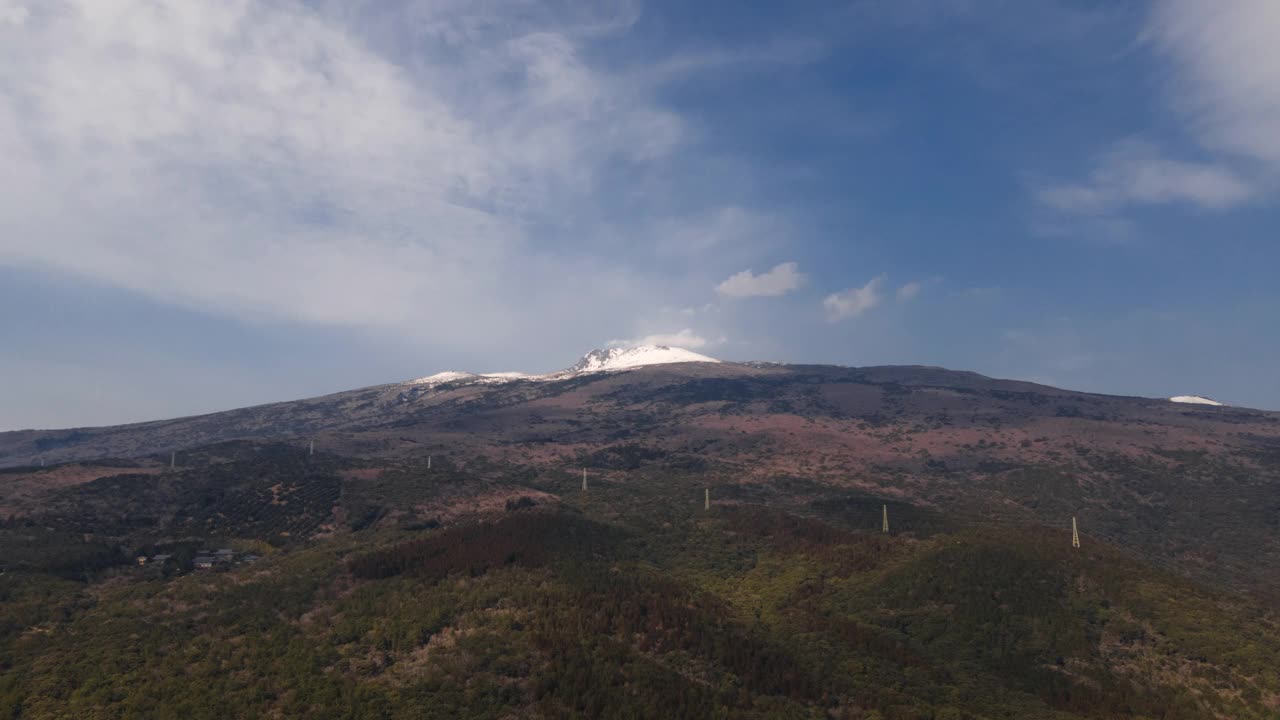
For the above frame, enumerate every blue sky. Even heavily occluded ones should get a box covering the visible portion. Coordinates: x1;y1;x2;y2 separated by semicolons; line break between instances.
2;0;1278;430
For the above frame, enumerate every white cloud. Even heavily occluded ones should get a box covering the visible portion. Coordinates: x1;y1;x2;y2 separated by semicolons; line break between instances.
609;328;711;349
1038;140;1254;214
896;281;922;302
1034;3;1280;225
715;261;804;298
823;275;885;321
0;0;694;353
652;206;779;260
0;1;27;26
1147;0;1280;167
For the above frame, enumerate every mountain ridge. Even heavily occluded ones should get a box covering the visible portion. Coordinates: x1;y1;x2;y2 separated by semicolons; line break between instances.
408;344;721;387
3;357;1278;597
1;358;1274;470
568;345;720;372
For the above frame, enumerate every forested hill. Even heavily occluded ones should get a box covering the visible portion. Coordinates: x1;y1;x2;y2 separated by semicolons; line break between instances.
2;361;1279;717
4;361;1279;595
1;446;1279;718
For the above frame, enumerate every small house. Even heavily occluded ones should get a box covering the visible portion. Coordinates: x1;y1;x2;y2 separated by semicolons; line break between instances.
194;555;215;569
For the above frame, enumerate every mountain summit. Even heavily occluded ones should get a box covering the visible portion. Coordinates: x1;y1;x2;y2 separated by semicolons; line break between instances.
409;345;718;387
568;345;720;373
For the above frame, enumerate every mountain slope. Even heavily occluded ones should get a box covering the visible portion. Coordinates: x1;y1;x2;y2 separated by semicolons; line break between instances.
3;475;1277;719
568;345;719;372
2;359;1278;596
3;356;1280;717
405;346;719;389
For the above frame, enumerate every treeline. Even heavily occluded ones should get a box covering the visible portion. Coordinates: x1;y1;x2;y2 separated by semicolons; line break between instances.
0;525;124;578
347;512;832;711
5;478;1277;719
721;506;895;573
347;511;623;580
532;566;822;703
870;529;1222;718
27;446;345;545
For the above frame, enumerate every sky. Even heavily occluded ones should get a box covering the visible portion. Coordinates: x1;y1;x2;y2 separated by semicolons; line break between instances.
2;0;1279;430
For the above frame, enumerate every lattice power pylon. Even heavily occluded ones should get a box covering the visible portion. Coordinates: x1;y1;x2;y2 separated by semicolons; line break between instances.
882;504;889;533
1072;516;1080;549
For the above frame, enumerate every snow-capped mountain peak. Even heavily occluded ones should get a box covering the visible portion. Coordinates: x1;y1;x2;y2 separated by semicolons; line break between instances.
1169;395;1225;406
569;346;720;373
408;346;719;388
413;371;477;385
408;371;527;387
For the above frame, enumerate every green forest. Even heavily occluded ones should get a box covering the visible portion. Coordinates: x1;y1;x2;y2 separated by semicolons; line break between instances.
1;451;1277;719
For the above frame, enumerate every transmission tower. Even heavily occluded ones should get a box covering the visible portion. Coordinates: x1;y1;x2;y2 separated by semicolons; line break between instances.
582;467;588;492
309;440;314;457
1072;516;1080;548
882;504;889;533
704;488;710;510
170;452;175;469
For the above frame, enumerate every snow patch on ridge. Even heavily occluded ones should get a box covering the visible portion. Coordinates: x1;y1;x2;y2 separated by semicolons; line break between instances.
409;371;531;387
407;346;720;388
570;345;720;373
1169;395;1225;406
411;371;477;385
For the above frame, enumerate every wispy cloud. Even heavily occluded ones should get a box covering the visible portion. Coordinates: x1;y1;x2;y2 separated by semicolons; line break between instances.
0;0;745;356
823;275;885;321
1146;0;1280;167
896;281;922;302
652;206;778;260
1035;3;1280;227
715;261;804;298
609;328;712;349
0;1;26;26
1037;140;1254;215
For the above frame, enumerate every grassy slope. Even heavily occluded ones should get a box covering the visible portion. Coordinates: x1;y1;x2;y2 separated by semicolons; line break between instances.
2;467;1277;720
